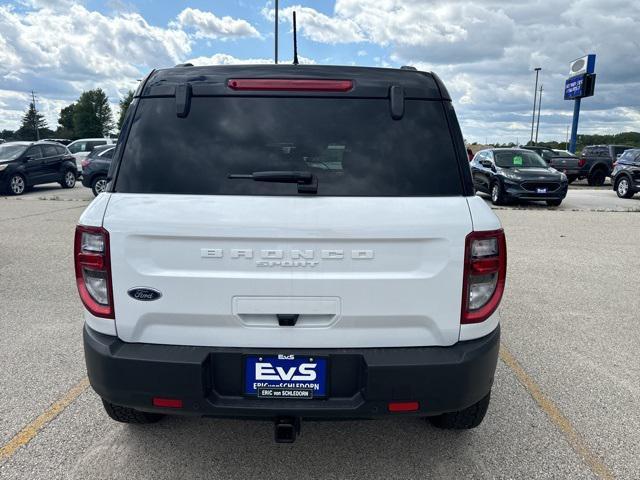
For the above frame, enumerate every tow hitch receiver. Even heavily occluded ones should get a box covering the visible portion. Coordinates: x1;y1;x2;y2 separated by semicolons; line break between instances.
274;417;301;443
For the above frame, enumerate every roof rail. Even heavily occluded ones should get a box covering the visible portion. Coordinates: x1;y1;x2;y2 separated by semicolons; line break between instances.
175;63;194;68
400;66;417;71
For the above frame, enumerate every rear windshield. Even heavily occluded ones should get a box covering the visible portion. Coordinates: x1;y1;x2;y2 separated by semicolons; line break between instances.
115;97;463;196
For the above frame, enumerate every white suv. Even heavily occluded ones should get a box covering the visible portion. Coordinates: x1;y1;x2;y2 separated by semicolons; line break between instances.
76;65;506;442
67;138;116;175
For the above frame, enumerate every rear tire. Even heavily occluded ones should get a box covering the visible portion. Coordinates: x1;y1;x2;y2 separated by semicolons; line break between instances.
587;169;606;186
91;176;108;196
429;393;491;430
546;199;562;207
102;400;164;424
60;169;76;189
615;177;634;198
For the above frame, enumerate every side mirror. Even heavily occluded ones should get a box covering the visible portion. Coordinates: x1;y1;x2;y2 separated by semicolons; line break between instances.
480;159;492;169
22;155;32;162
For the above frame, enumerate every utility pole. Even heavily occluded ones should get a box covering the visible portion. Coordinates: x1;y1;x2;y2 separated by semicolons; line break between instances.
274;0;278;64
31;90;40;141
530;67;541;144
535;84;543;144
565;125;569;149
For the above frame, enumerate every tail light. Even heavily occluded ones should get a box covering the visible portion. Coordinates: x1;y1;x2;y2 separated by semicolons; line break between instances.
74;225;114;318
81;158;90;168
461;229;506;324
578;157;586;167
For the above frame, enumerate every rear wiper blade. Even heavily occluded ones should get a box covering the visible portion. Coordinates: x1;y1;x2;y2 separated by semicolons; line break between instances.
228;171;317;194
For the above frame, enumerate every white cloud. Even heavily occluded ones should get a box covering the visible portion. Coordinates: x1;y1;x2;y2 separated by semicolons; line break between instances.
263;0;640;142
175;7;260;40
188;53;315;66
263;5;365;44
0;4;264;131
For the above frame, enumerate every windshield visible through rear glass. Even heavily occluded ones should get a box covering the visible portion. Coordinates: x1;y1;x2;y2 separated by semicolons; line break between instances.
115;96;463;196
0;144;28;161
495;151;547;168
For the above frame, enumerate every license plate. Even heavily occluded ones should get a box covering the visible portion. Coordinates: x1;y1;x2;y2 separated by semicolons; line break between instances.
536;188;547;193
244;355;327;398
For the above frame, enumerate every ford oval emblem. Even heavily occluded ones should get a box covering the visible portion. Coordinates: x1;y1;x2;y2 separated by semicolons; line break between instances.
127;287;162;301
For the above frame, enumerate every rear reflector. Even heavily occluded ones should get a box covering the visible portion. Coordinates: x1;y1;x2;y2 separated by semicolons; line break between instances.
388;401;419;412
152;397;183;408
227;78;353;92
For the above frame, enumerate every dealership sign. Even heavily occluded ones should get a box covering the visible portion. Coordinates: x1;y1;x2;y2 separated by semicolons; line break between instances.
564;54;596;101
565;53;597;153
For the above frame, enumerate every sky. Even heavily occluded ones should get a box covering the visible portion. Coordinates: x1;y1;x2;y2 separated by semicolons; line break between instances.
0;0;639;144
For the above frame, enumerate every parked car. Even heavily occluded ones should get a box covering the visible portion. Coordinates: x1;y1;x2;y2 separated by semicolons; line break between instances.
548;151;580;183
67;138;117;176
471;148;568;206
0;141;77;195
577;145;634;186
81;145;115;196
611;148;640;198
77;64;505;441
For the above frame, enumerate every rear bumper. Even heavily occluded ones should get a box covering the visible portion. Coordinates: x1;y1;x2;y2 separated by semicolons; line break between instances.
84;324;500;418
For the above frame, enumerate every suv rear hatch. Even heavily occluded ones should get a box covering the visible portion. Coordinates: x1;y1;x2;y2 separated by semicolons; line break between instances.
102;67;474;348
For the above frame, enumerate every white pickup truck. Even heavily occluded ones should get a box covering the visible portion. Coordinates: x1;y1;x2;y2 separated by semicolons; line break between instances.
76;65;506;443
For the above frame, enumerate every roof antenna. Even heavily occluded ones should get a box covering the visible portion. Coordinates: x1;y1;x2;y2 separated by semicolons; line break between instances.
292;11;299;65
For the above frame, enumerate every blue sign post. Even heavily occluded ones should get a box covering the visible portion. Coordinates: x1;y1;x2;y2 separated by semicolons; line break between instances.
565;54;596;153
569;98;581;153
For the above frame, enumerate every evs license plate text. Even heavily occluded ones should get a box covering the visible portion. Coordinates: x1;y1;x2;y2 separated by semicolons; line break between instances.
245;355;327;398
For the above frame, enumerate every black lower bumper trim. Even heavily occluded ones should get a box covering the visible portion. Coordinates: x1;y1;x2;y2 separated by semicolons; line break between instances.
84;324;500;418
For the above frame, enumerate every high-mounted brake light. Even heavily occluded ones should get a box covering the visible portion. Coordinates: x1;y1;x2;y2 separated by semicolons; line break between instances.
74;225;114;318
461;229;507;324
227;79;353;92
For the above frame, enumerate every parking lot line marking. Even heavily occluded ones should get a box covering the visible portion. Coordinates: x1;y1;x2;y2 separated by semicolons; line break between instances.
500;344;615;480
0;377;89;464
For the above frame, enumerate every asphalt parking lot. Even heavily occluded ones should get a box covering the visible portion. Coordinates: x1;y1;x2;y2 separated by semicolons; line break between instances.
1;183;639;479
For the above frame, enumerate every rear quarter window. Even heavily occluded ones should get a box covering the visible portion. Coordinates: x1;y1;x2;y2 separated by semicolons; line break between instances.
115;96;464;196
42;145;58;157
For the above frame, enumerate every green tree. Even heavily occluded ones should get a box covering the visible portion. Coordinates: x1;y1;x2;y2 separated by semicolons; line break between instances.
55;103;76;139
73;89;114;138
117;90;134;131
15;102;47;140
1;129;18;142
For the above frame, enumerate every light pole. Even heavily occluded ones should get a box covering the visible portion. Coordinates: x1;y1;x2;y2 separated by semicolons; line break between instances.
274;0;278;64
535;84;543;144
530;67;541;144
